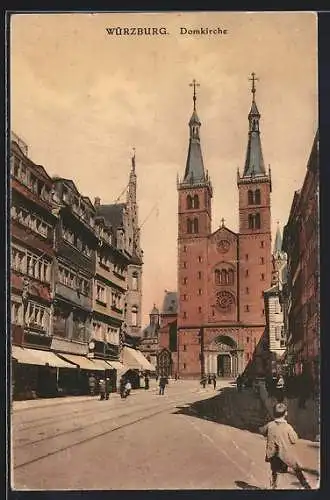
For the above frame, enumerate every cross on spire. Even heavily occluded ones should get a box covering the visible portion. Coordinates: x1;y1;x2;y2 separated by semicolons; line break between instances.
249;72;259;100
189;79;200;110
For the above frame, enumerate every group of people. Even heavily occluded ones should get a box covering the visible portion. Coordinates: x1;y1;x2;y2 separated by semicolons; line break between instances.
200;374;217;389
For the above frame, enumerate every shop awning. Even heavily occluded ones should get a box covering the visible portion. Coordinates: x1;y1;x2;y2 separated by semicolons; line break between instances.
122;347;156;371
91;358;112;371
12;346;76;369
58;353;97;370
107;360;128;371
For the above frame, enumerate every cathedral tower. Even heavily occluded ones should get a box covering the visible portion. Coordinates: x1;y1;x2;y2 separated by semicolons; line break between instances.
237;73;272;332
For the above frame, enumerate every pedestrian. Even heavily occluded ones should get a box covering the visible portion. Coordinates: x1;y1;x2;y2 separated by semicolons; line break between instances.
200;375;206;389
144;374;149;390
212;374;217;390
105;378;111;400
119;377;126;399
88;374;96;396
125;379;132;397
236;374;242;392
275;374;285;402
174;373;178;381
159;376;166;395
208;374;211;385
259;402;311;490
99;379;106;401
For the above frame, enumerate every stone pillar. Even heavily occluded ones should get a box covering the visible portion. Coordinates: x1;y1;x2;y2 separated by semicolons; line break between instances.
237;350;244;375
212;355;217;375
67;311;73;339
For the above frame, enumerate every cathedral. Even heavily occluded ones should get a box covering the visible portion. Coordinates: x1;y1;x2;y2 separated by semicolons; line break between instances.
176;75;272;378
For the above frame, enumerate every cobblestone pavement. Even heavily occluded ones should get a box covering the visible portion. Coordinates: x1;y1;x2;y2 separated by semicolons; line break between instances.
11;380;320;490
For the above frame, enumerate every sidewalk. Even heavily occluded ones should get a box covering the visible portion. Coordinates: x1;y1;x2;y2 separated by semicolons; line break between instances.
258;384;320;441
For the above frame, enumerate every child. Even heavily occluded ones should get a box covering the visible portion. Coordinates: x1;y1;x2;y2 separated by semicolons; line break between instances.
259;402;311;490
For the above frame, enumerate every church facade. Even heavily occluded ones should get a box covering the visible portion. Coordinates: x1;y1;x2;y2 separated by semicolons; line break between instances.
177;76;272;378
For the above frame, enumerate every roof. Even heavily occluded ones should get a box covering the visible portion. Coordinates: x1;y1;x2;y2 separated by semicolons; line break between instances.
189;109;201;126
243;98;266;177
183;141;206;184
151;305;159;315
96;203;126;231
161;291;178;315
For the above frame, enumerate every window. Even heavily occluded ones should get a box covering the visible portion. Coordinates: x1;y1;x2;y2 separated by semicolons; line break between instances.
280;340;285;348
77;276;89;296
198;289;202;295
132;271;138;291
275;326;281;341
183;363;186;370
26;301;49;330
260;241;264;248
245;305;250;312
198;271;202;280
11;300;23;325
255;189;261;205
198;306;202;313
260;257;264;264
132;306;138;326
183;294;187;301
11;205;51;239
186;195;193;209
187;218;193;233
245;254;249;261
246;336;250;343
246;287;249;294
193;194;199;209
262;309;265;315
255;213;261;229
183;345;186;351
183;312;187;319
193;218;199;233
245;269;249;277
96;283;106;303
183;261;187;269
198;256;202;263
13;248;51;283
59;265;76;288
248;214;254;229
212;308;215;316
11;246;26;273
248;190;254;205
261;273;265;281
183;246;187;253
183;277;187;285
93;321;103;341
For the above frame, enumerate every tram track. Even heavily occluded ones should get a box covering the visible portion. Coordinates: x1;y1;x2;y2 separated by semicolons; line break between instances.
13;391;202;470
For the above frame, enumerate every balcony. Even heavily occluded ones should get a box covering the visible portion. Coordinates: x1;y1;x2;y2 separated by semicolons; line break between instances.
56;282;92;311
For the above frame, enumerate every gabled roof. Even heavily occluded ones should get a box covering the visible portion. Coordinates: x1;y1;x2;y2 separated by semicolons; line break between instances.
96;203;126;231
211;225;238;239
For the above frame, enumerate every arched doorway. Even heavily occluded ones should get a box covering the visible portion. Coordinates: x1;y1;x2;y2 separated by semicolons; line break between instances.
205;335;243;378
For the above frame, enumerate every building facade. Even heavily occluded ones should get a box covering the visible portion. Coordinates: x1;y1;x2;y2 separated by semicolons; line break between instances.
175;77;272;378
96;154;143;338
282;131;319;384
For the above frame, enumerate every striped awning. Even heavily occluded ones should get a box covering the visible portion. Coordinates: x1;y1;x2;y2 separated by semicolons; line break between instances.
12;346;76;369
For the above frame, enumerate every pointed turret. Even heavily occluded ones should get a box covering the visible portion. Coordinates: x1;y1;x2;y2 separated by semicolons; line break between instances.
243;72;266;177
183;79;206;184
127;148;137;204
273;222;283;256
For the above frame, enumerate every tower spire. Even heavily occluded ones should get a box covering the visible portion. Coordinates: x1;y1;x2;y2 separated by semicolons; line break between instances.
273;221;283;256
242;72;266;177
183;79;206;184
131;147;136;173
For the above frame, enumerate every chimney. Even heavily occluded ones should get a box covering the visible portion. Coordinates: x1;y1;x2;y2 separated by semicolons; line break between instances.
94;196;101;208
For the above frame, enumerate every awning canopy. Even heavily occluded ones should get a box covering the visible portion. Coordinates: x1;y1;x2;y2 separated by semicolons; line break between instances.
12;346;75;369
122;347;156;371
108;360;128;371
58;353;97;370
91;358;113;371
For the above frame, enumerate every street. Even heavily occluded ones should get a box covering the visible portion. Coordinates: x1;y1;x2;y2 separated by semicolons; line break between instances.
12;380;320;490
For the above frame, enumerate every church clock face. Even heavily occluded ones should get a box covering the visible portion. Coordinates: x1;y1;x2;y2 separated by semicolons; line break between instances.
216;291;235;312
217;239;230;254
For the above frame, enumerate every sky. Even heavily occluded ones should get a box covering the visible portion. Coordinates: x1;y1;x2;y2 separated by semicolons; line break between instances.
10;11;318;328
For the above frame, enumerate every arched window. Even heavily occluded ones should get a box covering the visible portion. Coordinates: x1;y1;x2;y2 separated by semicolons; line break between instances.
187;195;192;209
248;214;254;229
221;269;227;285
193;218;199;234
255;189;261;205
187;218;193;234
132;271;138;291
255;213;261;229
228;269;234;286
193;194;199;209
248;190;254;205
132;306;138;327
215;269;220;285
